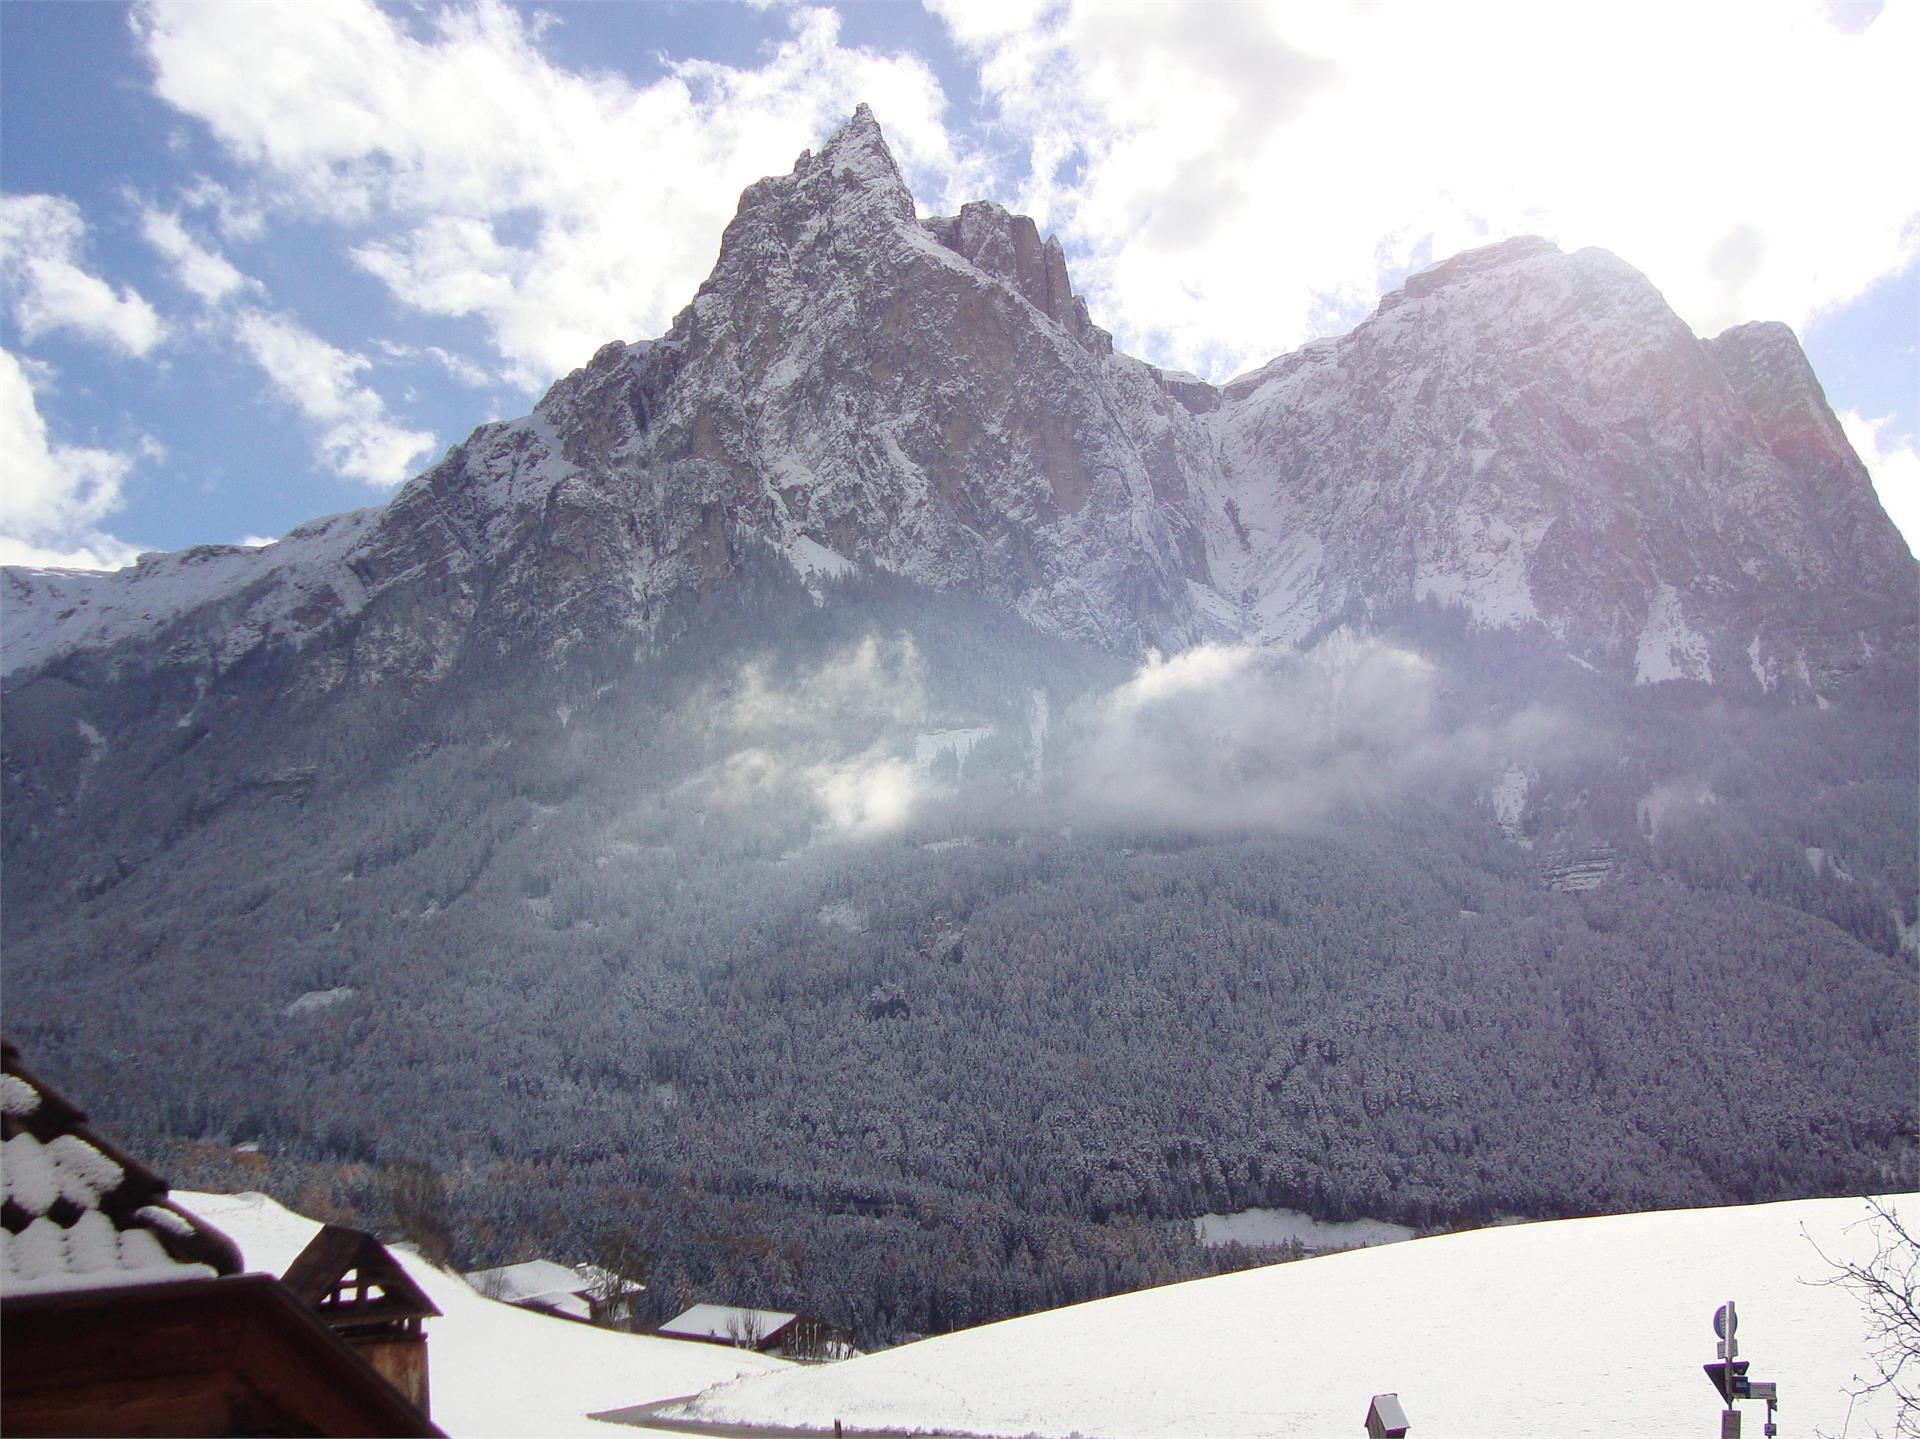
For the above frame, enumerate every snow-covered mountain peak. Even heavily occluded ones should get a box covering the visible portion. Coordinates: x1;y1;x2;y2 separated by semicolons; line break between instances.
821;102;908;183
1706;315;1917;594
1711;318;1814;387
1709;318;1856;447
920;200;1112;355
1368;236;1697;365
2;112;1909;695
1384;233;1563;304
1208;228;1912;677
705;102;917;280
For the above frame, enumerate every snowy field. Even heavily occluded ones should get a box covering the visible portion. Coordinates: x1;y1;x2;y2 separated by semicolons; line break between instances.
662;1195;1912;1439
176;1191;787;1436
1193;1205;1417;1251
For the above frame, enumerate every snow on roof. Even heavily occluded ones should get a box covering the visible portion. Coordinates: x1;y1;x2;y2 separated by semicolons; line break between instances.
464;1257;644;1322
573;1262;644;1298
538;1292;594;1322
0;1042;242;1299
465;1258;587;1307
658;1303;798;1344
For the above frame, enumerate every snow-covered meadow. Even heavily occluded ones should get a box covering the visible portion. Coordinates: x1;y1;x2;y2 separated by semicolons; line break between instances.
661;1194;1911;1439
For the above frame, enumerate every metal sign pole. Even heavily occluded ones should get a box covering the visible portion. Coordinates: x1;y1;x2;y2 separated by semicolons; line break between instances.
1704;1301;1781;1436
1714;1301;1739;1437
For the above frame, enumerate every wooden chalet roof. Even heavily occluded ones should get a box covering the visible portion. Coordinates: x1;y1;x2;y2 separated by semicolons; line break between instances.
1;1040;242;1298
282;1224;442;1326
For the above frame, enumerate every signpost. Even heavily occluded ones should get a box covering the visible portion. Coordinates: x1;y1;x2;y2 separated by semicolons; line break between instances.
1702;1302;1779;1438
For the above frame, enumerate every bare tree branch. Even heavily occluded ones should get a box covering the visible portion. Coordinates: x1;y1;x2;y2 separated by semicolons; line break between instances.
1806;1199;1920;1438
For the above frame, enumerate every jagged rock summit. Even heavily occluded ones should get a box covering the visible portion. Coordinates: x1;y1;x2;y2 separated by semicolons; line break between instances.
4;106;1912;698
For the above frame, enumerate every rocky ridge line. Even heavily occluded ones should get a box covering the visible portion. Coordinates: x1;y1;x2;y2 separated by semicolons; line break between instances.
2;107;1911;701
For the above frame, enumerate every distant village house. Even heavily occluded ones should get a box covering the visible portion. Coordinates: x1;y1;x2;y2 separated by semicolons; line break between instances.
464;1257;644;1328
655;1301;853;1362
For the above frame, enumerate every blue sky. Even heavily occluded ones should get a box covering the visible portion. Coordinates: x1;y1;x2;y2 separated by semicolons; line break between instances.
2;0;1914;570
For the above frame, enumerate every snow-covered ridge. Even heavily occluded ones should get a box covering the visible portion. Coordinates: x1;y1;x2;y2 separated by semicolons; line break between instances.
1203;231;1912;674
2;508;379;678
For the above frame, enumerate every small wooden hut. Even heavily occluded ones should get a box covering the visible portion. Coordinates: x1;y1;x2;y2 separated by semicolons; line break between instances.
281;1225;442;1417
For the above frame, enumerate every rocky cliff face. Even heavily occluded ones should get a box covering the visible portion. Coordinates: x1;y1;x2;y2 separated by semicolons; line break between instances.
1208;237;1915;691
2;108;1910;700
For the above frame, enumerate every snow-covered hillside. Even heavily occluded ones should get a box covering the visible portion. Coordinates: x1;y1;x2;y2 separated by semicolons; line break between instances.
176;1190;787;1437
662;1195;1911;1439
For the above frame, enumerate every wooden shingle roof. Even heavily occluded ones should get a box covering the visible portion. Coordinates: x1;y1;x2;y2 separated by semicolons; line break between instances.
1;1040;242;1297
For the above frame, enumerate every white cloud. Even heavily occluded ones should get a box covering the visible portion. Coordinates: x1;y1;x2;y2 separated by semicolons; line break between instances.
130;205;431;485
683;636;944;839
728;634;929;733
373;338;499;389
1064;636;1563;831
1841;409;1920;559
0;195;164;357
1104;643;1254;716
0;535;139;570
232;309;437;486
687;739;933;842
423;345;495;389
804;748;923;838
138;208;257;304
930;0;1920;379
135;0;979;389
178;176;266;242
0;348;141;570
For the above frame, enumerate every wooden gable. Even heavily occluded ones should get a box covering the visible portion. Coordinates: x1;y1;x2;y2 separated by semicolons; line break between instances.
282;1226;441;1331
